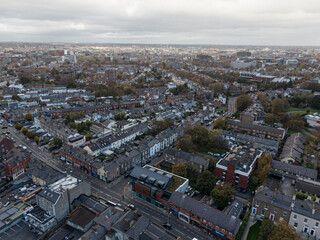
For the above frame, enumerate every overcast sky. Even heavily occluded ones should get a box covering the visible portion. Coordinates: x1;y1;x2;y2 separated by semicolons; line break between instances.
0;0;319;46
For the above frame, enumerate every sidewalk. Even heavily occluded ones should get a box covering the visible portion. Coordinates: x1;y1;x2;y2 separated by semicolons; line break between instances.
242;213;256;240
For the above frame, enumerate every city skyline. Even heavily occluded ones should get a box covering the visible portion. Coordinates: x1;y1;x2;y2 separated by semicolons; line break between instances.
0;0;319;46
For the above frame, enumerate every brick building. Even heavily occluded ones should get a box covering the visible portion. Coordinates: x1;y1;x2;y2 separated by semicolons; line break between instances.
215;145;262;190
129;165;189;210
168;192;241;239
1;148;31;179
226;120;285;141
252;189;292;222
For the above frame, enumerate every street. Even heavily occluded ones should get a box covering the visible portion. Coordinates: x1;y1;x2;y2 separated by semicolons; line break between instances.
7;125;214;240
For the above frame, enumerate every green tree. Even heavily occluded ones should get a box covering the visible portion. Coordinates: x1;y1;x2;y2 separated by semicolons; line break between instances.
85;132;93;141
264;113;275;124
172;162;187;177
311;95;320;109
26;131;34;139
176;136;195;153
210;82;224;96
269;221;299;240
34;136;39;144
12;94;22;101
53;137;62;149
21;127;28;135
114;112;127;121
196;170;216;195
214;118;226;129
236;94;252;112
15;122;23;130
19;76;31;85
258;219;275;240
211;183;235;210
286;114;305;130
25;113;34;121
254;154;272;184
272;98;286;115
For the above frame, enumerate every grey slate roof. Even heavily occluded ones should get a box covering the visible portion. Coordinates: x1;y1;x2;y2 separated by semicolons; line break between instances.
169;192;241;234
292;199;320;221
254;189;292;211
271;160;318;179
130;166;171;190
227;120;284;135
38;189;60;204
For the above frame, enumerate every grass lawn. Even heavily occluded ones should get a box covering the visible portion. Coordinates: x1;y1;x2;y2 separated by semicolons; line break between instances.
216;108;227;112
197;146;227;155
286;107;320;114
247;221;261;240
287;129;301;135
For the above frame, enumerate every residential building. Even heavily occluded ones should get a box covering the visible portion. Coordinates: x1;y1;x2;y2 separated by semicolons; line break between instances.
164;148;209;173
280;133;305;164
168;192;241;240
129;165;189;209
252;189;292;222
226;120;285;141
240;103;264;124
270;160;318;181
215;145;262;189
1;148;31;179
289;199;320;238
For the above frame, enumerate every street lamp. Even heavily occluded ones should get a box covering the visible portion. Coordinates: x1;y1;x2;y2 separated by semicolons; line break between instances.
167;211;172;225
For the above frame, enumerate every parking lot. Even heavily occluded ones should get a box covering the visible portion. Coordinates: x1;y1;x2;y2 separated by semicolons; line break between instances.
0;221;37;240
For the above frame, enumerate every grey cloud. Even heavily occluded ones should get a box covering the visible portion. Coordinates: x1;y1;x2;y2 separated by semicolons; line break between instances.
0;0;319;45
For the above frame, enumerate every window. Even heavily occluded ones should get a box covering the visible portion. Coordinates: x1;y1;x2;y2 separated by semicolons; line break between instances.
310;229;315;236
283;212;287;216
261;210;265;216
294;222;298;228
274;208;278;213
316;222;319;228
256;201;259;207
293;214;297;220
304;219;308;223
303;226;309;233
264;204;268;210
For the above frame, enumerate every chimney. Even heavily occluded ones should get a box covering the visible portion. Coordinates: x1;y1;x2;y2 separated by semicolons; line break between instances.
133;210;139;220
124;218;130;230
312;203;316;215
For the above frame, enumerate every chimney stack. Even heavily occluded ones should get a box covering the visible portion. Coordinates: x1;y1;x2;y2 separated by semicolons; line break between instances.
133;210;139;220
124;218;130;230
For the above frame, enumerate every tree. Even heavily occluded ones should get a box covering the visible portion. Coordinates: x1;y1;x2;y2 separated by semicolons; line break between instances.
236;95;252;112
196;170;216;195
21;127;28;135
211;183;235;210
210;82;224;96
264;113;275;124
254;154;272;184
26;131;34;139
172;162;187;177
34;136;39;144
272;98;286;115
12;94;22;101
258;219;275;240
311;95;320;109
306;108;311;114
19;76;31;85
15;122;23;130
114;112;127;121
286;114;305;130
214;118;226;129
269;221;299;240
85;132;93;141
53;137;62;149
0;94;3;100
25;113;34;121
176;136;195;153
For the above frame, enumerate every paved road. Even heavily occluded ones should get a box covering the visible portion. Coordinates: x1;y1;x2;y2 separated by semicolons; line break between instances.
7;125;214;240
